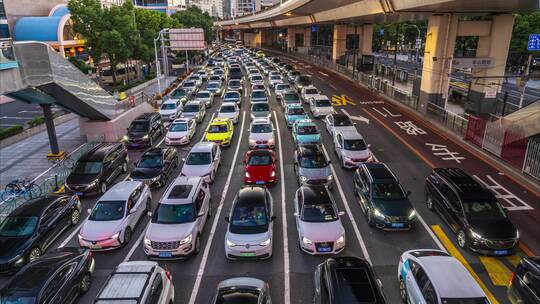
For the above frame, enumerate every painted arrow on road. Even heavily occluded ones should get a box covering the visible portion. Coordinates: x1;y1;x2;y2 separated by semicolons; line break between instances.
341;109;369;124
332;94;357;106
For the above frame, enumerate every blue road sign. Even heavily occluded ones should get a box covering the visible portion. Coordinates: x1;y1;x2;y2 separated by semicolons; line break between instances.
528;34;540;51
311;25;318;33
379;29;384;36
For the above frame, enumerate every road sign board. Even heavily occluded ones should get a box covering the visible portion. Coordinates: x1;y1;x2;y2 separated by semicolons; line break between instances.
452;57;494;69
484;90;497;98
527;34;540;51
379;29;384;36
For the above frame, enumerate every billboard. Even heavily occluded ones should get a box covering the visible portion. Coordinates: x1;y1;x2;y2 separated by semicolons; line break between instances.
169;28;206;51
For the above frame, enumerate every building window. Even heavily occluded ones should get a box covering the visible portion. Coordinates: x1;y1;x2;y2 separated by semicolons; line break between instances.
295;33;304;47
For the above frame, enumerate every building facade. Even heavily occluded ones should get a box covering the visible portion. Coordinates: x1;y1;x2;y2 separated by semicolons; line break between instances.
189;0;223;19
133;0;187;15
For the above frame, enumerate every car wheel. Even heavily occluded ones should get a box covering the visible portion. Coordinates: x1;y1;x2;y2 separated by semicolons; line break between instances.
194;234;201;255
28;247;41;263
426;195;434;210
80;272;92;294
123;227;132;245
399;278;407;303
457;230;468;249
122;161;128;173
70;209;81;226
100;182;107;194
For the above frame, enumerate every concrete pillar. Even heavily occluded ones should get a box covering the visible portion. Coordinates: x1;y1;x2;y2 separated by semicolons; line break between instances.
41;104;60;155
418;14;459;114
468;14;514;114
304;27;311;47
361;24;373;55
332;24;347;62
261;30;268;47
287;28;296;51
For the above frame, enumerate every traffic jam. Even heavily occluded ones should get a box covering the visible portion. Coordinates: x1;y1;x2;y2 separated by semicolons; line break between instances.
0;43;537;304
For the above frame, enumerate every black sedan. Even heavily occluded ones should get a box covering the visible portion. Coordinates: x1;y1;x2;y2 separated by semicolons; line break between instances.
128;147;178;188
0;248;95;303
0;195;81;275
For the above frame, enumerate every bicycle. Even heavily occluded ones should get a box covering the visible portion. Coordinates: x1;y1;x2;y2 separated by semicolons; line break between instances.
47;154;75;170
1;178;42;201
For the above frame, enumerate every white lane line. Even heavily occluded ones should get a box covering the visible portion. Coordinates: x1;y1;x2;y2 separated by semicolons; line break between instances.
416;213;446;251
273;110;290;304
188;111;247;304
199;112;216;143
124;226;149;262
329;84;338;91
320;145;371;264
318;71;329;77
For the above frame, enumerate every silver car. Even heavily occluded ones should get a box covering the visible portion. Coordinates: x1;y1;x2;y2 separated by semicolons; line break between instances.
249;74;264;85
309;94;335;118
224;186;274;260
165;118;196;146
144;177;211;259
217;102;240;124
181;142;221;183
294;144;333;187
249;118;275;149
250;90;269;104
324;113;357;137
275;83;292;100
212;277;272;304
195;90;214;108
182;80;199;96
301;86;320;104
268;75;283;88
181;100;206;124
333;130;374;168
250;102;271;120
294;185;345;255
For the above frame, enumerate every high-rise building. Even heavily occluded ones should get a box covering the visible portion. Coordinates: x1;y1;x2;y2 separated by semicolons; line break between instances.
100;0;125;7
189;0;223;19
235;0;259;16
133;0;187;15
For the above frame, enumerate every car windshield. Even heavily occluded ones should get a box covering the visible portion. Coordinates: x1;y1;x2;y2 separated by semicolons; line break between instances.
230;203;268;234
229;81;241;87
276;85;290;91
440;299;490;304
170;122;188;132
224;92;240;99
171;89;186;97
252;91;266;99
183;81;195;88
216;290;260;304
270;76;281;80
129;121;149;132
372;183;405;200
186;152;212;165
462;201;506;220
208;124;229;133
196;92;210;99
252;103;269;112
251;123;272;133
161;103;177;110
138;154;163;168
152;203;195;224
298;76;312;84
305;88;318;95
288;108;305;115
334;116;353;126
220;105;236;113
210;77;221;81
315;99;332;107
214;70;224;75
0;216;38;237
344;139;367;151
248;154;272;166
208;83;220;88
302;204;337;222
252;76;263;81
284;93;300;101
0;296;37;304
183;104;199;112
299;154;327;168
73;161;102;175
297;125;318;135
89;200;125;221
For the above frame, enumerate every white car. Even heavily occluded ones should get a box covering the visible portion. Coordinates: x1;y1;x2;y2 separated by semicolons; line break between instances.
223;90;242;104
275;83;292;100
324;113;357;136
187;75;203;87
333;130;374;168
224;186;274;260
181;142;221;183
249;118;275;149
78;181;151;250
268;75;283;88
197;69;208;81
250;74;264;85
294;185;345;255
398;249;489;304
181;100;206;124
309;94;335;118
218;102;240;124
301;86;320;104
250;90;269;104
165;118;196;145
195;90;214;108
144;177;211;259
159;99;183;122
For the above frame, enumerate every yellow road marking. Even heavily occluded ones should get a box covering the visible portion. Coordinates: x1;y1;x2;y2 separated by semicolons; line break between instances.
431;225;499;304
53;185;65;194
506;254;521;268
331;94;356;106
479;256;513;286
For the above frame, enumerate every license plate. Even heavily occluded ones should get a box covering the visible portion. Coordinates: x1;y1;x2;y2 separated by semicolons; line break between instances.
90;244;101;249
75;192;83;196
240;252;256;257
392;223;405;228
256;181;265;185
132;143;139;147
159;252;173;258
318;247;331;253
257;145;266;148
494;250;508;255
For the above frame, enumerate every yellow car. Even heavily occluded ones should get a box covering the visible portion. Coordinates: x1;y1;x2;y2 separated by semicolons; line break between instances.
204;118;234;147
256;50;265;58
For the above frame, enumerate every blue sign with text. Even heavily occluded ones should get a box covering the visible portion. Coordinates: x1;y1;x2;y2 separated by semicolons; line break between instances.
528;34;540;51
379;29;384;36
311;25;318;33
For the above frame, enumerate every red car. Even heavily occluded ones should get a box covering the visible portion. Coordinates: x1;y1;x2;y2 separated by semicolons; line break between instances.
243;149;276;185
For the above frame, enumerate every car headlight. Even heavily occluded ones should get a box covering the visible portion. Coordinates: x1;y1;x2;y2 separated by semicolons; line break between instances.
336;235;345;245
249;139;257;146
515;230;520;240
14;255;25;266
373;208;385;219
260;238;271;246
327;175;333;181
408;210;417;219
151;176;161;182
142;135;149;140
299;176;308;182
302;237;312;245
268;138;275;145
144;237;151;246
88;179;99;188
111;232;120;240
245;172;251;178
226;239;237;247
470;230;484;240
122;135;129;141
270;171;275;177
180;234;192;245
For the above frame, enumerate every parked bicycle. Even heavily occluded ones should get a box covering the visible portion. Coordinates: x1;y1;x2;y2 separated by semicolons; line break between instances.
47;154;75;169
1;178;42;201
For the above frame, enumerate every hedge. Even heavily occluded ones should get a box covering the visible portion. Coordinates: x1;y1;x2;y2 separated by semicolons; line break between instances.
0;125;24;140
27;116;45;128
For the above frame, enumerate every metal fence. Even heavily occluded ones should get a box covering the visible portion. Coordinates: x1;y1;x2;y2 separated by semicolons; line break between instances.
426;103;469;137
523;135;540;181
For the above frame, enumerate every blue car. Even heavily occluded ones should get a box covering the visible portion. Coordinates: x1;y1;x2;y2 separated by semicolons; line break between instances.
292;119;321;145
285;104;309;128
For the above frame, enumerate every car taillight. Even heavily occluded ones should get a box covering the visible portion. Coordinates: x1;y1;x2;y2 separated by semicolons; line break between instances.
165;271;172;281
509;271;515;286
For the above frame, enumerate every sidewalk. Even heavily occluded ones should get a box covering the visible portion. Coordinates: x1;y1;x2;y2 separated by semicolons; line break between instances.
0;118;85;187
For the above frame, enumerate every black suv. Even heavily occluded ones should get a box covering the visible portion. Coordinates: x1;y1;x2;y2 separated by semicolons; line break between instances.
425;168;519;255
124;113;164;148
66;143;129;195
353;163;415;230
294;74;313;92
508;256;540;304
228;66;243;81
314;256;386;304
128;147;178;189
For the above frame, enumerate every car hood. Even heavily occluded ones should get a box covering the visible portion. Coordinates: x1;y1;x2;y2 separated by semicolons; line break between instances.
167;130;189;139
181;164;212;177
160;109;177;115
333;126;357;133
130;167;162;180
205;132;231;141
66;173;99;186
226;230;270;245
146;222;195;242
296;134;320;144
342;149;371;160
469;218;517;239
314;106;333;113
252;111;270;117
128;131;148;138
372;199;414;217
218;113;237;120
246;165;274;179
299;166;331;179
250;133;273;142
0;237;31;262
299;220;344;242
80;219;123;241
287;115;309;121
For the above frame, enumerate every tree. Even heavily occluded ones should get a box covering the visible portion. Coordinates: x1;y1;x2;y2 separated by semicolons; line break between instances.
510;12;540;53
171;6;213;42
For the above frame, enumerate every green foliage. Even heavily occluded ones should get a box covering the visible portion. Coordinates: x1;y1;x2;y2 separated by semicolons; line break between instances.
171;6;213;42
0;125;24;140
68;56;93;74
510;12;540;53
134;8;182;63
27;116;45;128
372;21;426;52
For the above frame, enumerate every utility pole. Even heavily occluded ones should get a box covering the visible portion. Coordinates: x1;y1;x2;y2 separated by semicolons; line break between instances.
518;54;532;109
392;23;400;86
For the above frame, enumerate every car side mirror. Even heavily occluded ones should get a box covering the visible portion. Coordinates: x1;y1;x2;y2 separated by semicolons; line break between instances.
271;215;277;221
87;208;92;214
293;212;299;217
406;190;412;197
147;211;153;217
224;216;230;222
338;211;346;216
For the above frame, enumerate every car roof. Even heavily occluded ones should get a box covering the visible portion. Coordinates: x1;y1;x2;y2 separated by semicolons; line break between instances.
191;141;215;152
295;119;315;126
287;104;303;109
312;94;330;100
237;186;267;206
418;255;486;298
185;100;202;106
172;118;191;124
163;99;178;104
221;102;237;107
284;90;299;95
100;181;141;201
211;118;231;124
251;117;271;125
247;149;274;158
301;186;332;205
161;177;202;204
10;195;67;217
197;90;211;94
337;129;363;140
433;168;495;201
363;163;397;183
79;143;122;162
